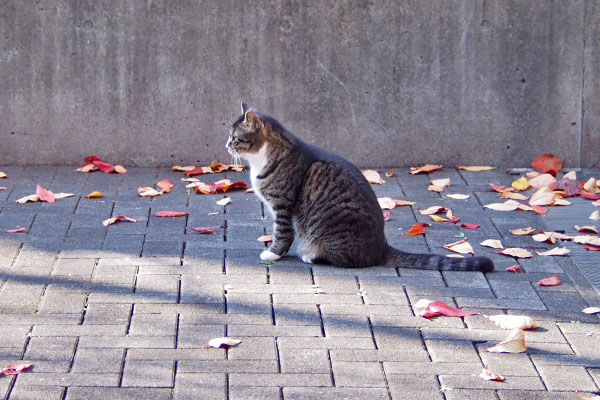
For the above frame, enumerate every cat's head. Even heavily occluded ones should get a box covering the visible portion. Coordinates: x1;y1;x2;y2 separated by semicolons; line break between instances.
226;102;268;159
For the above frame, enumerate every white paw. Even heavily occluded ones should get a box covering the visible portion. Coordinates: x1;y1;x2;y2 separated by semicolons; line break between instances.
260;250;281;262
301;255;315;264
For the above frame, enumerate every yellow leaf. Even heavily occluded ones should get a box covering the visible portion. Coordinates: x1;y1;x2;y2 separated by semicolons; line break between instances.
509;227;535;236
86;191;103;199
410;164;443;175
16;194;39;203
457;165;495;171
362;169;386;184
429;215;449;222
114;165;127;174
511;176;531;191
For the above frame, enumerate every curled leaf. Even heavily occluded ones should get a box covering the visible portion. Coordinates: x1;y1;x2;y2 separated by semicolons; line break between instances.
103;216;139;226
157;179;174;193
460;223;480;229
457;165;495;171
410;164;443;175
138;187;163;197
535;247;571;257
36;184;55;203
487;315;538;330
206;337;241;349
419;206;448;215
532;153;563;173
574;225;599;234
0;171;7;178
153;211;189;217
479;365;505;382
511;176;531;191
484;200;521;211
486;329;527;353
447;194;471;200
191;226;219;235
480;239;503;249
509;227;535;236
216;197;231;206
414;299;477;319
506;264;520;273
16;194;39;203
4;227;27;233
86;191;103;199
362;169;385;184
406;223;429;236
385;168;394;177
1;363;32;376
428;178;451;193
590;210;600;220
383;211;392;222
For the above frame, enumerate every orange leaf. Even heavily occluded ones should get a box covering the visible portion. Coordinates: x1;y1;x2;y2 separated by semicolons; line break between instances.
257;234;273;243
173;165;197;172
489;183;514;193
36;184;55;203
406;223;428;236
532;153;563;173
531;205;548;215
157;179;174;193
410;164;443;175
86;191;103;199
506;264;520;273
385;168;394;177
479;366;505;382
153;211;189;217
537;273;561;286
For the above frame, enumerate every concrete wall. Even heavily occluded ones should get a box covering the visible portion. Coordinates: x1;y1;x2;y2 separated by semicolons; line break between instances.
1;0;598;168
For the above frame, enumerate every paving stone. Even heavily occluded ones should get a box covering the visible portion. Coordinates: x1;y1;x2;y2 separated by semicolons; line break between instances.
83;303;131;325
322;314;372;337
177;360;279;374
442;271;490;289
277;336;375;350
278;348;331;374
283;387;390;400
52;258;96;277
535;365;599;391
16;373;120;387
78;336;174;349
65;387;172;400
388;374;443;399
425;339;481;363
497;390;588;400
71;348;125;374
274;303;321;326
229;372;332;387
444;389;497;400
439;374;545;390
8;385;66;400
121;360;174;388
332;361;387;387
24;336;77;362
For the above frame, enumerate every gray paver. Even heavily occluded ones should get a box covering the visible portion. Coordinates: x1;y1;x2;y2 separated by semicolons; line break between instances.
2;165;600;399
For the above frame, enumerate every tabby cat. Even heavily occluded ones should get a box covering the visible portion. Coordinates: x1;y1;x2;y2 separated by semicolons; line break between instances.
226;102;494;272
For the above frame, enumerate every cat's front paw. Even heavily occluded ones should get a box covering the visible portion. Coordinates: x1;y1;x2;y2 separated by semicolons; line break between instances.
260;250;281;262
301;255;315;264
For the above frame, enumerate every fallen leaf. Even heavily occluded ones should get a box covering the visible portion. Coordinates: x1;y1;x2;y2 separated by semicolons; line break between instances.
81;155;115;174
378;197;397;210
484;200;521;211
535;247;571;257
385;168;394;177
1;363;32;376
257;234;273;243
383;211;392;222
406;223;429;236
428;178;451;193
184;166;214;176
575;225;599;234
457;165;495;171
583;178;599;194
191;226;219;234
509;227;536;236
498;248;533;258
563;170;577;180
16;194;39;203
590;210;600;220
583;244;600;251
138;186;163;197
499;191;530;201
532;153;563;173
479;365;505;382
0;187;6;191
414;299;477;319
582;307;600;314
216;197;231;206
486;329;527;353
206;337;241;349
460;223;480;229
157;179;174;193
75;163;97;173
194;180;248;194
430;214;450;222
36;184;55;203
529;186;558;206
0;172;6;178
574;236;600;246
511;176;531;191
153;211;189;217
582;192;600;201
362;169;385;184
443;240;474;254
410;164;443;175
537;273;562;286
576;390;600;400
173;165;197;172
489;183;514;193
487;315;538;330
394;199;416;207
530;205;548;215
419;206;448;215
4;227;27;233
86;191;103;199
114;165;127;174
506;264;520;273
447;194;471;200
103;216;139;226
54;193;75;200
528;173;557;189
481;239;504;249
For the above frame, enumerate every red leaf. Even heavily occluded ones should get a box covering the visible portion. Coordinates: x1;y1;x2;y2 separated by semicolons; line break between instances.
460;223;481;229
583;244;600;251
531;205;548;215
581;191;600;200
36;184;55;203
191;226;219;234
83;155;115;173
215;181;248;193
506;264;520;273
153;211;189;218
184;167;207;176
418;300;477;319
1;363;32;376
532;153;563;173
537;273;561;287
406;223;428;236
4;227;27;233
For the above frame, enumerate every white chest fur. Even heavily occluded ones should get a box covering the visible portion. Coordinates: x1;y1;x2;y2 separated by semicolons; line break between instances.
242;143;274;217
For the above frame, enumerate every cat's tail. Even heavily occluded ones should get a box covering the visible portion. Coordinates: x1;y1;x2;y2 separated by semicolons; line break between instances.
384;246;494;272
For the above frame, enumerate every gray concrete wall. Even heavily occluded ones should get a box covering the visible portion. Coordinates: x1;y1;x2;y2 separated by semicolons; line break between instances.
1;0;598;168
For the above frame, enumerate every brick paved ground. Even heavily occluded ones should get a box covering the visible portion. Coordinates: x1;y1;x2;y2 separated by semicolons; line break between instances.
0;165;599;399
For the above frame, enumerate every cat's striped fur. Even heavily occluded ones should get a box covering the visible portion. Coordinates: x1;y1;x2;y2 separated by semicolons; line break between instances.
226;103;494;272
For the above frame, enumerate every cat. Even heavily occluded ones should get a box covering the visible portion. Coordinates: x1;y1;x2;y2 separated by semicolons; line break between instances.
226;102;494;272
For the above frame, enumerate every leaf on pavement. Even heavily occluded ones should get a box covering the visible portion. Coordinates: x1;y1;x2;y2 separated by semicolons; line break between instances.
79;155;117;174
414;299;477;319
0;172;7;178
529;187;559;206
537;273;562;286
498;248;533;258
583;178;599;194
532;153;563;173
479;365;505;382
385;168;394;177
103;216;139;226
172;165;198;172
460;223;480;229
36;184;55;203
205;337;241;349
506;264;520;273
406;223;429;236
428;178;451;193
191;226;219;234
4;227;27;233
582;307;600;314
486;329;527;353
528;173;557;189
16;194;39;203
487;315;538;330
138;186;163;197
0;363;32;376
419;206;448;215
378;197;396;210
157;179;174;193
257;235;273;243
481;239;503;249
216;197;231;206
457;165;495;171
484;200;521;211
447;193;471;200
86;191;103;199
410;164;443;175
535;247;571;257
590;210;600;220
153;211;189;218
511;176;531;191
509;227;536;236
383;211;392;222
443;240;474;254
362;169;386;184
574;225;598;234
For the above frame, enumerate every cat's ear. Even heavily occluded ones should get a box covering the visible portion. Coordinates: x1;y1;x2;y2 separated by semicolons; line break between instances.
241;101;250;115
244;111;262;130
